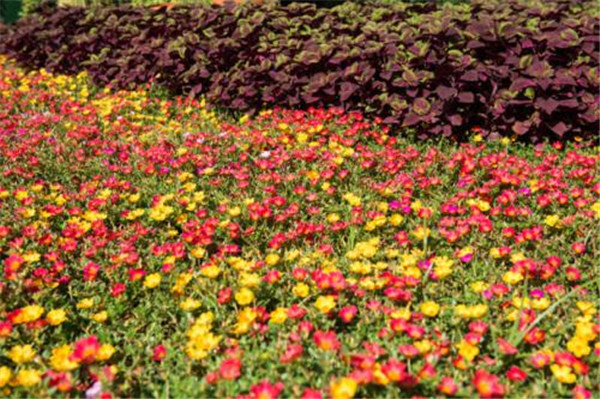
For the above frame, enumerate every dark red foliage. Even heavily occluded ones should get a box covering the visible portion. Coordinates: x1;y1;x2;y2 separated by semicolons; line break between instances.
1;0;598;142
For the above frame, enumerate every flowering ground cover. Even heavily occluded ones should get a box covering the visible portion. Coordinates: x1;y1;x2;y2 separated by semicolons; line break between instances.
0;57;598;398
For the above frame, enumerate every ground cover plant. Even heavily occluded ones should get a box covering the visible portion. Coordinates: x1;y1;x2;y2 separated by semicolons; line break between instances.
0;57;598;398
1;0;598;142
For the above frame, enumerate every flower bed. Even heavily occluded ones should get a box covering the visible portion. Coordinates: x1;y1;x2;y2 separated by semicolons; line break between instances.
0;58;598;398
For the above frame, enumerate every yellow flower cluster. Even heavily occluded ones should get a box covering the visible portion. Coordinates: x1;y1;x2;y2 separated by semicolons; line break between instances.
346;238;380;260
149;195;175;221
454;304;489;319
185;312;221;360
566;302;597;358
232;307;258;335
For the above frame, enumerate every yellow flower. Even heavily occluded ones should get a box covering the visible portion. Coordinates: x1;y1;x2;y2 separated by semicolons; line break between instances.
185;329;221;360
128;193;140;203
342;193;361;207
15;190;29;201
456;340;479;362
285;249;300;261
433;256;454;279
545;214;561;228
46;309;67;326
180;298;202;311
228;206;241;217
377;202;389;212
574;320;597;341
471;304;489;318
96;344;116;361
391;307;411;320
415;339;432;354
149;205;174;221
372;364;390;386
235;288;255;306
144;273;162;289
77;298;94;309
591;202;600;219
82;210;107;222
403;266;422;280
470;281;489;293
389;213;404;226
550;364;576;384
194;191;206;203
457;247;473;259
454;304;488;319
0;366;11;387
15;369;41;387
265;253;280;266
50;345;78;372
420;301;440;317
330;377;358;399
269;307;288;324
191;247;206;258
476;200;490;212
23;252;40;263
232;308;257;335
293;282;310;298
8;345;36;364
489;248;501;258
411;200;422;212
531;297;550;310
510;252;526;263
297;133;308;143
503;271;524;285
200;264;220;279
92;311;108;323
126;208;145;220
567;337;591;358
576;301;597;317
327;213;340;223
315;295;336;313
240;272;260;287
511;296;530;309
411;226;430;241
13;305;44;324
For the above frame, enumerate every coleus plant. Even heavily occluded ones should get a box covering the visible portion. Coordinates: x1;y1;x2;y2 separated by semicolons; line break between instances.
0;0;598;142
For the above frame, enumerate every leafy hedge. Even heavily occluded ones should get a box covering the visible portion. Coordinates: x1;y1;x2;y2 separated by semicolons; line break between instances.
1;0;599;141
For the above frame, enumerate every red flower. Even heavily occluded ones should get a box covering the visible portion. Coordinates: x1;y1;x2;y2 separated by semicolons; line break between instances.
473;370;505;399
71;335;101;364
205;372;218;385
249;380;284;399
111;283;126;298
288;304;306;320
497;338;518;355
152;345;167;362
301;388;322;399
381;359;406;382
280;344;303;364
217;287;232;304
506;366;527;382
338;306;358;323
313;330;340;352
219;358;242;381
0;321;12;337
572;385;592;399
571;242;586;255
437;377;458;396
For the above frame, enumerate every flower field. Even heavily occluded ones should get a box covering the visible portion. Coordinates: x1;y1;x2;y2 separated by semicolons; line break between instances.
0;55;598;398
